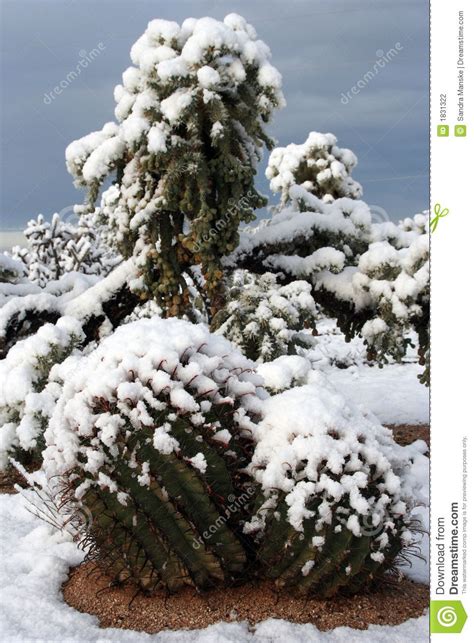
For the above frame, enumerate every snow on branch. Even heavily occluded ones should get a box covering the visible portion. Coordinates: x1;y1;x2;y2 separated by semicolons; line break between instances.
266;132;362;206
226;194;429;377
0;260;139;358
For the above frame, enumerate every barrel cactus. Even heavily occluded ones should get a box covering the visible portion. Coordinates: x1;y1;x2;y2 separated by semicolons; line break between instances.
43;318;266;592
244;374;421;597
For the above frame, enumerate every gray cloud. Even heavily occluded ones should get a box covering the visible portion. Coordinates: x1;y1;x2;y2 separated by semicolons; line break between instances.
0;0;428;232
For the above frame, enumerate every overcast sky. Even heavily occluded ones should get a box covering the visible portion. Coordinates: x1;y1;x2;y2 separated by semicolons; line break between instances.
0;0;429;238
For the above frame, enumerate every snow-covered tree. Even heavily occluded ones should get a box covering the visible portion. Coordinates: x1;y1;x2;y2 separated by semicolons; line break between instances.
65;207;122;276
266;132;362;208
66;14;284;317
23;214;68;286
214;271;318;361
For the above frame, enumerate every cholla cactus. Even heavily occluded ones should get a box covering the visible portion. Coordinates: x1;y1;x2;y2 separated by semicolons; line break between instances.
9;212;120;288
230;200;429;381
266;132;362;207
0;317;84;469
65;14;284;316
351;213;430;376
245;377;421;597
43;318;266;592
215;272;318;362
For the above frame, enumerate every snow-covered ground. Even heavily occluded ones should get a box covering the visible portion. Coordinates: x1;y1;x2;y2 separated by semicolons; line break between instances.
0;493;427;643
326;362;429;425
0;341;429;642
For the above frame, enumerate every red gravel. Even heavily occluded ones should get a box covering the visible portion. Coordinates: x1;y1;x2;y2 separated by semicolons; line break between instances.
63;562;428;633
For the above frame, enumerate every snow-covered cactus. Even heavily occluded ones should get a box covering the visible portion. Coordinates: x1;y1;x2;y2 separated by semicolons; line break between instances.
320;212;430;379
43;318;266;592
0;317;84;469
214;272;318;361
10;211;121;287
229;198;429;381
245;376;419;597
66;14;284;317
266;132;362;207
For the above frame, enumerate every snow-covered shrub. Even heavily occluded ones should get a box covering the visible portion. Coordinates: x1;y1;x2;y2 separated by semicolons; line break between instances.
309;319;367;369
122;298;163;323
319;213;429;379
43;317;265;592
228;193;373;278
228;197;429;381
0;258;140;360
214;272;318;361
0;317;84;469
255;320;368;377
66;14;284;317
245;374;422;596
254;332;366;395
266;132;362;207
9;212;120;288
